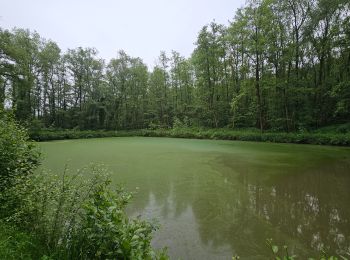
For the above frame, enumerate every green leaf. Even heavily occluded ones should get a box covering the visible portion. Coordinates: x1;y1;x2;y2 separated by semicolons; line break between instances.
272;245;279;254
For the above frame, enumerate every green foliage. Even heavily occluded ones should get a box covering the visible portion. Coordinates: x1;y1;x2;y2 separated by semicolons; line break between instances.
0;221;44;260
77;176;165;259
0;109;40;191
29;128;120;141
314;123;350;134
1;165;168;259
30;128;350;146
266;239;349;260
172;116;190;130
266;239;296;260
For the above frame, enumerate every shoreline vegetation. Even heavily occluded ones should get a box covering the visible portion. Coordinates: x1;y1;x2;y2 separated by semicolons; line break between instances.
0;110;168;259
30;127;350;146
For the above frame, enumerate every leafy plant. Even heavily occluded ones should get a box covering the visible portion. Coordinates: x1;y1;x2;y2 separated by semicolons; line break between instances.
2;164;168;259
266;239;296;260
76;176;167;259
0;109;40;192
265;239;349;260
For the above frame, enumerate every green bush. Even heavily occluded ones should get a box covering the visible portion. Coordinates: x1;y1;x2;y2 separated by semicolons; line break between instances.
29;127;350;146
76;172;167;259
2;165;168;259
0;109;40;191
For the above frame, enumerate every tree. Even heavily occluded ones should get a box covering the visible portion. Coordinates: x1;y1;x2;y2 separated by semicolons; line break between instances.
106;51;148;129
1;0;349;132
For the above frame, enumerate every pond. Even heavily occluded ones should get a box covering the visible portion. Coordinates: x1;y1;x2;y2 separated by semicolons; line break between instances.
39;137;350;259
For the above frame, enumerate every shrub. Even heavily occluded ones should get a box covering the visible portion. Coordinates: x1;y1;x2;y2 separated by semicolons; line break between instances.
76;174;166;259
173;117;185;129
0;109;40;191
2;165;168;259
30;127;350;146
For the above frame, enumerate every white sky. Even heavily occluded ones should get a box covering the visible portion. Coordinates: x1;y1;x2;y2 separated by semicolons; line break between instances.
0;0;244;67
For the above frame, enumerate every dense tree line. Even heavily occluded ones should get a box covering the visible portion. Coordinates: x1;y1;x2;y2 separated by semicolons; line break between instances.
1;0;349;131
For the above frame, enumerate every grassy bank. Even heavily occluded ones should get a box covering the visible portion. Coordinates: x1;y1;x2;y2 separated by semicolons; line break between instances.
29;127;350;146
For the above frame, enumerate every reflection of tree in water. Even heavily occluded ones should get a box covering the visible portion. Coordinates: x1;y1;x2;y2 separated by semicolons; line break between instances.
125;149;350;258
125;153;201;219
255;163;350;256
190;156;350;258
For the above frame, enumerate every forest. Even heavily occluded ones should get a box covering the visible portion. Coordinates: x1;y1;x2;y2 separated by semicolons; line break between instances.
1;0;349;133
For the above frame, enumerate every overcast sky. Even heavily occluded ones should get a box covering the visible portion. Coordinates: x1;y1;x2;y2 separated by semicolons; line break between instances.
1;0;244;67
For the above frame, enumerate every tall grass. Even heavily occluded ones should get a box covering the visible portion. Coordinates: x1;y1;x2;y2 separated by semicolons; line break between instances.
0;221;43;260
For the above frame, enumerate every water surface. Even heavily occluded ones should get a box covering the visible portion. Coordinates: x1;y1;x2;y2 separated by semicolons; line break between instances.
39;137;350;259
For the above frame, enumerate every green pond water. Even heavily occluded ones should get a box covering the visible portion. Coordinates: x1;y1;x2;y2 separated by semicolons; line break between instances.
38;137;350;259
